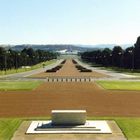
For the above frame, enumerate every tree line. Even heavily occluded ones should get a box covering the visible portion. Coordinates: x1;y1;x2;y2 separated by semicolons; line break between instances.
81;36;140;70
0;47;58;71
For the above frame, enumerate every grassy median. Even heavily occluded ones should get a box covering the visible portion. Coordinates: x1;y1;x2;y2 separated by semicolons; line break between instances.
0;81;42;91
97;80;140;91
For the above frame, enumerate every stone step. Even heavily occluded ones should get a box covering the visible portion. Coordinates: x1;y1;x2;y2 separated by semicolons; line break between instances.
36;128;101;131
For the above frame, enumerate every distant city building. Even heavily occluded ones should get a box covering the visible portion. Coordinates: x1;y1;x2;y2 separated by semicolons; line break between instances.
56;49;78;55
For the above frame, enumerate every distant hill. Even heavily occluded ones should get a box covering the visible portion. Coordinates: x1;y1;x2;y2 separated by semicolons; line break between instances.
0;44;133;52
78;44;116;48
78;44;133;49
11;44;99;52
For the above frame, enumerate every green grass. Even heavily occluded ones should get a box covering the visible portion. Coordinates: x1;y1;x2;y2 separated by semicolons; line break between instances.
98;66;140;76
0;119;22;140
97;80;140;91
81;58;140;76
0;81;42;91
90;117;140;140
0;59;56;76
0;117;140;140
116;118;140;140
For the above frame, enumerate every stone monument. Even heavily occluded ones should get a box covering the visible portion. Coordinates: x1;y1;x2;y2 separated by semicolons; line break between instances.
26;110;112;134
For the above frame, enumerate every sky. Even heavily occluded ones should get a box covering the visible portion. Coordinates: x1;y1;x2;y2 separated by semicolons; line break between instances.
0;0;140;45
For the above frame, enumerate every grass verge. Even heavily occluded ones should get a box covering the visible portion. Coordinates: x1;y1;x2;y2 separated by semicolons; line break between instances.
0;81;42;91
0;119;22;140
91;117;140;140
0;59;56;76
96;80;140;91
0;117;140;140
81;59;140;76
98;66;140;76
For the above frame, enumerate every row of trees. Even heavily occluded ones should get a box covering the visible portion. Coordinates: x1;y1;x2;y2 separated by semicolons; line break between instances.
81;36;140;70
0;47;58;71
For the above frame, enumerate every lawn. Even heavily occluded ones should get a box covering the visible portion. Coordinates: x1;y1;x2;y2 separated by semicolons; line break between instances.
0;117;140;140
0;119;22;140
116;118;140;139
0;81;42;91
91;117;140;140
97;80;140;91
0;59;56;76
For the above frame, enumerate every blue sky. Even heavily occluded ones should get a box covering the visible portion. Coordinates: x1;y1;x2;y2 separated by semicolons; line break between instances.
0;0;140;45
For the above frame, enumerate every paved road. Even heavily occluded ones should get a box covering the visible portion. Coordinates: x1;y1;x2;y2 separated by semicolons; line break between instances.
0;58;140;81
0;59;63;80
76;59;140;80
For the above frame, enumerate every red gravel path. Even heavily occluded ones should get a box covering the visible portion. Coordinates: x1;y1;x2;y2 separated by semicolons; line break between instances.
0;59;140;117
0;82;140;117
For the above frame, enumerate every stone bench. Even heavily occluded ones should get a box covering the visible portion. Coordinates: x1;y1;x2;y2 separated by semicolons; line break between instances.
51;110;87;125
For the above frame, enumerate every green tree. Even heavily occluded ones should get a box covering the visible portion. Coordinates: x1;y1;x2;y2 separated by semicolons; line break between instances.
112;46;123;67
134;36;140;69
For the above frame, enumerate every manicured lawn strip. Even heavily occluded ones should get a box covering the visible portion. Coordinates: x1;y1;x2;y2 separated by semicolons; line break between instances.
90;117;140;139
96;80;140;91
82;59;140;76
0;119;22;140
0;81;42;91
100;66;140;76
31;59;56;70
0;117;140;140
116;118;140;139
0;59;56;76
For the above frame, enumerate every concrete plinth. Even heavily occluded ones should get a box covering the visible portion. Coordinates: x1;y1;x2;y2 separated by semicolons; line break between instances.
26;120;112;134
12;121;127;140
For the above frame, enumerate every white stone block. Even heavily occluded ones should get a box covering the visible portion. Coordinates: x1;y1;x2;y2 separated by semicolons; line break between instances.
51;110;87;125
